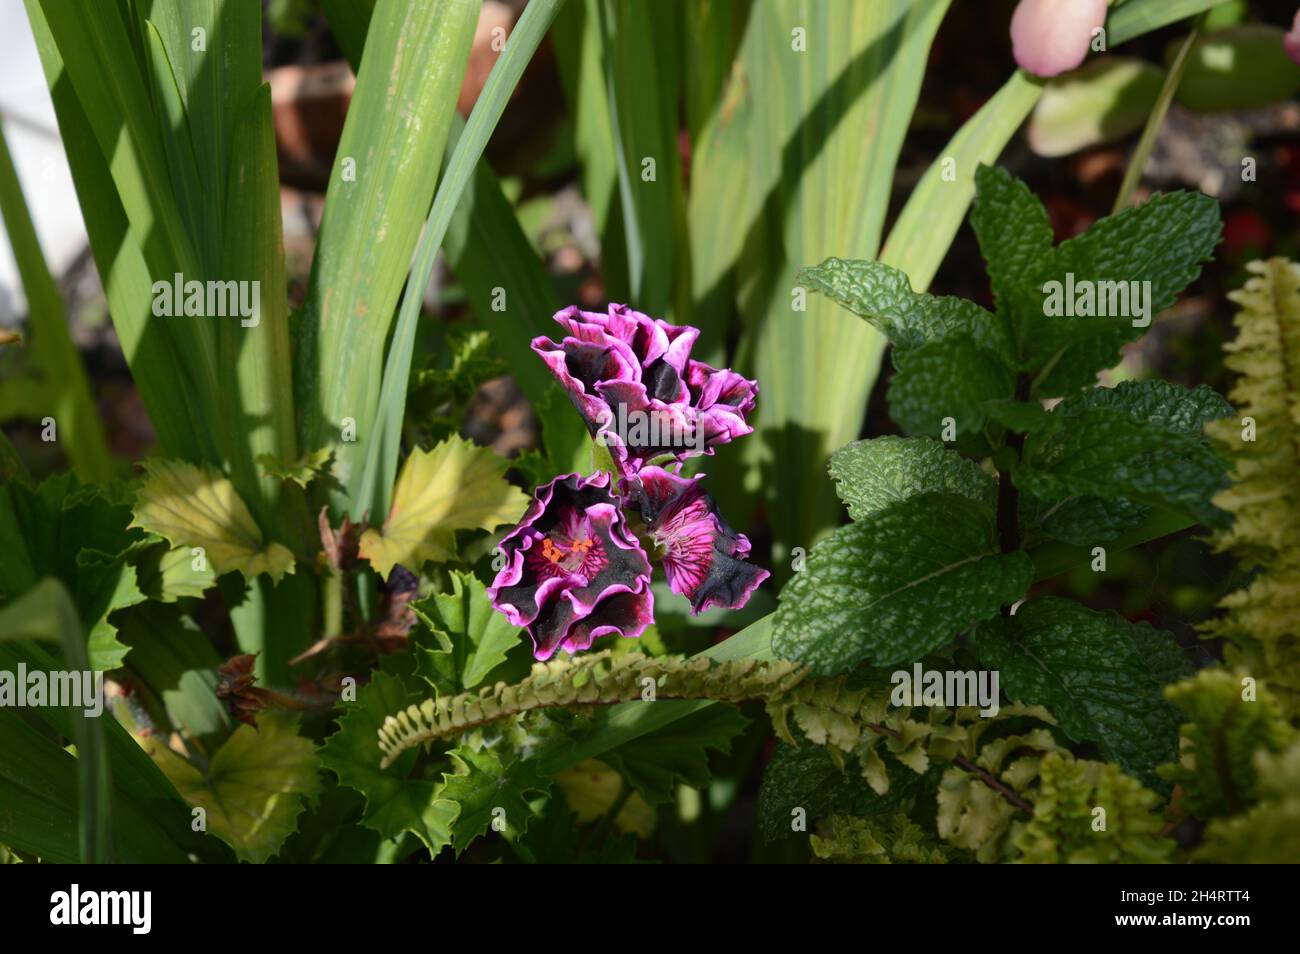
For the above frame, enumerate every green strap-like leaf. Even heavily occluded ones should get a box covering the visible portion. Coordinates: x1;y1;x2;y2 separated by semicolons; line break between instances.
355;0;567;521
297;0;479;518
0;580;108;862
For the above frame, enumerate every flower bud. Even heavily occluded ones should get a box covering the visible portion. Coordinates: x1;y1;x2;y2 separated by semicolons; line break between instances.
1285;10;1300;66
1011;0;1109;78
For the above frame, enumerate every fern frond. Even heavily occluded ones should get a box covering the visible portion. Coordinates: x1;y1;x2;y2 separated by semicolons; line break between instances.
1204;257;1300;714
1195;738;1300;863
1160;668;1296;819
811;813;956;864
376;651;807;768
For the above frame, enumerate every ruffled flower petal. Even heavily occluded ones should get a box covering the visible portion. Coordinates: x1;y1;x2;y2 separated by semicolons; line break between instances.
489;472;653;659
685;360;758;449
533;304;753;477
626;466;769;615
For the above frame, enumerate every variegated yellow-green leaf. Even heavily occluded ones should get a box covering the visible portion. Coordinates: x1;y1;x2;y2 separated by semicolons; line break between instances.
553;759;656;837
129;460;295;583
256;448;333;489
359;435;528;579
143;713;320;864
135;541;218;603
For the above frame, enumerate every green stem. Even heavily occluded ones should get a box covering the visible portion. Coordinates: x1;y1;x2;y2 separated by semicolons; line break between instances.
586;779;632;849
322;568;344;639
1112;19;1203;214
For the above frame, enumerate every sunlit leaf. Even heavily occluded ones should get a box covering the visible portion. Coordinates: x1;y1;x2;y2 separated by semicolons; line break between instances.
359;436;528;579
130;460;295;583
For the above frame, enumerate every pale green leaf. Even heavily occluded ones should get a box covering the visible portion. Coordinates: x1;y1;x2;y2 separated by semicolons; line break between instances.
145;712;320;863
257;448;333;489
129;459;295;583
358;436;528;579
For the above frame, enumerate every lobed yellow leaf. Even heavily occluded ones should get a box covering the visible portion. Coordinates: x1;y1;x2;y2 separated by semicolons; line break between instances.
256;447;333;488
143;713;320;863
129;459;295;583
360;435;528;579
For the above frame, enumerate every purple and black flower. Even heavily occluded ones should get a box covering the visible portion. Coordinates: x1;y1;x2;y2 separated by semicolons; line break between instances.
626;466;770;615
531;304;757;477
494;305;768;658
488;471;653;661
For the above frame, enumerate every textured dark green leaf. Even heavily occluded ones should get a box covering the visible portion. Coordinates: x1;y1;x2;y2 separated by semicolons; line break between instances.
1022;191;1221;393
1019;381;1232;527
798;257;1011;358
971;164;1053;323
973;598;1185;786
1028;494;1151;547
1059;379;1234;434
982;398;1053;435
773;493;1033;674
1131;625;1197;686
411;571;527;692
319;671;456;856
514;798;641;864
437;745;551;854
889;336;1016;437
602;703;748;806
1;475;146;668
827;436;995;522
758;743;937;843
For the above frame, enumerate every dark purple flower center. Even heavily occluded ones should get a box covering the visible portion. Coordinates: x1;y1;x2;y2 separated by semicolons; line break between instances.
527;511;607;581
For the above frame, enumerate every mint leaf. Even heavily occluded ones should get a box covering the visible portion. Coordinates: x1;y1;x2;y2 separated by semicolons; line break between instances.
1131;624;1196;686
1022;191;1221;393
1060;379;1233;434
411;571;527;692
1019;381;1232;527
889;336;1016;437
602;704;748;806
1027;494;1151;546
797;258;1011;358
982;398;1053;435
759;743;938;843
436;745;551;854
973;598;1185;786
827;436;995;522
319;671;456;855
772;493;1033;673
971;164;1054;322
